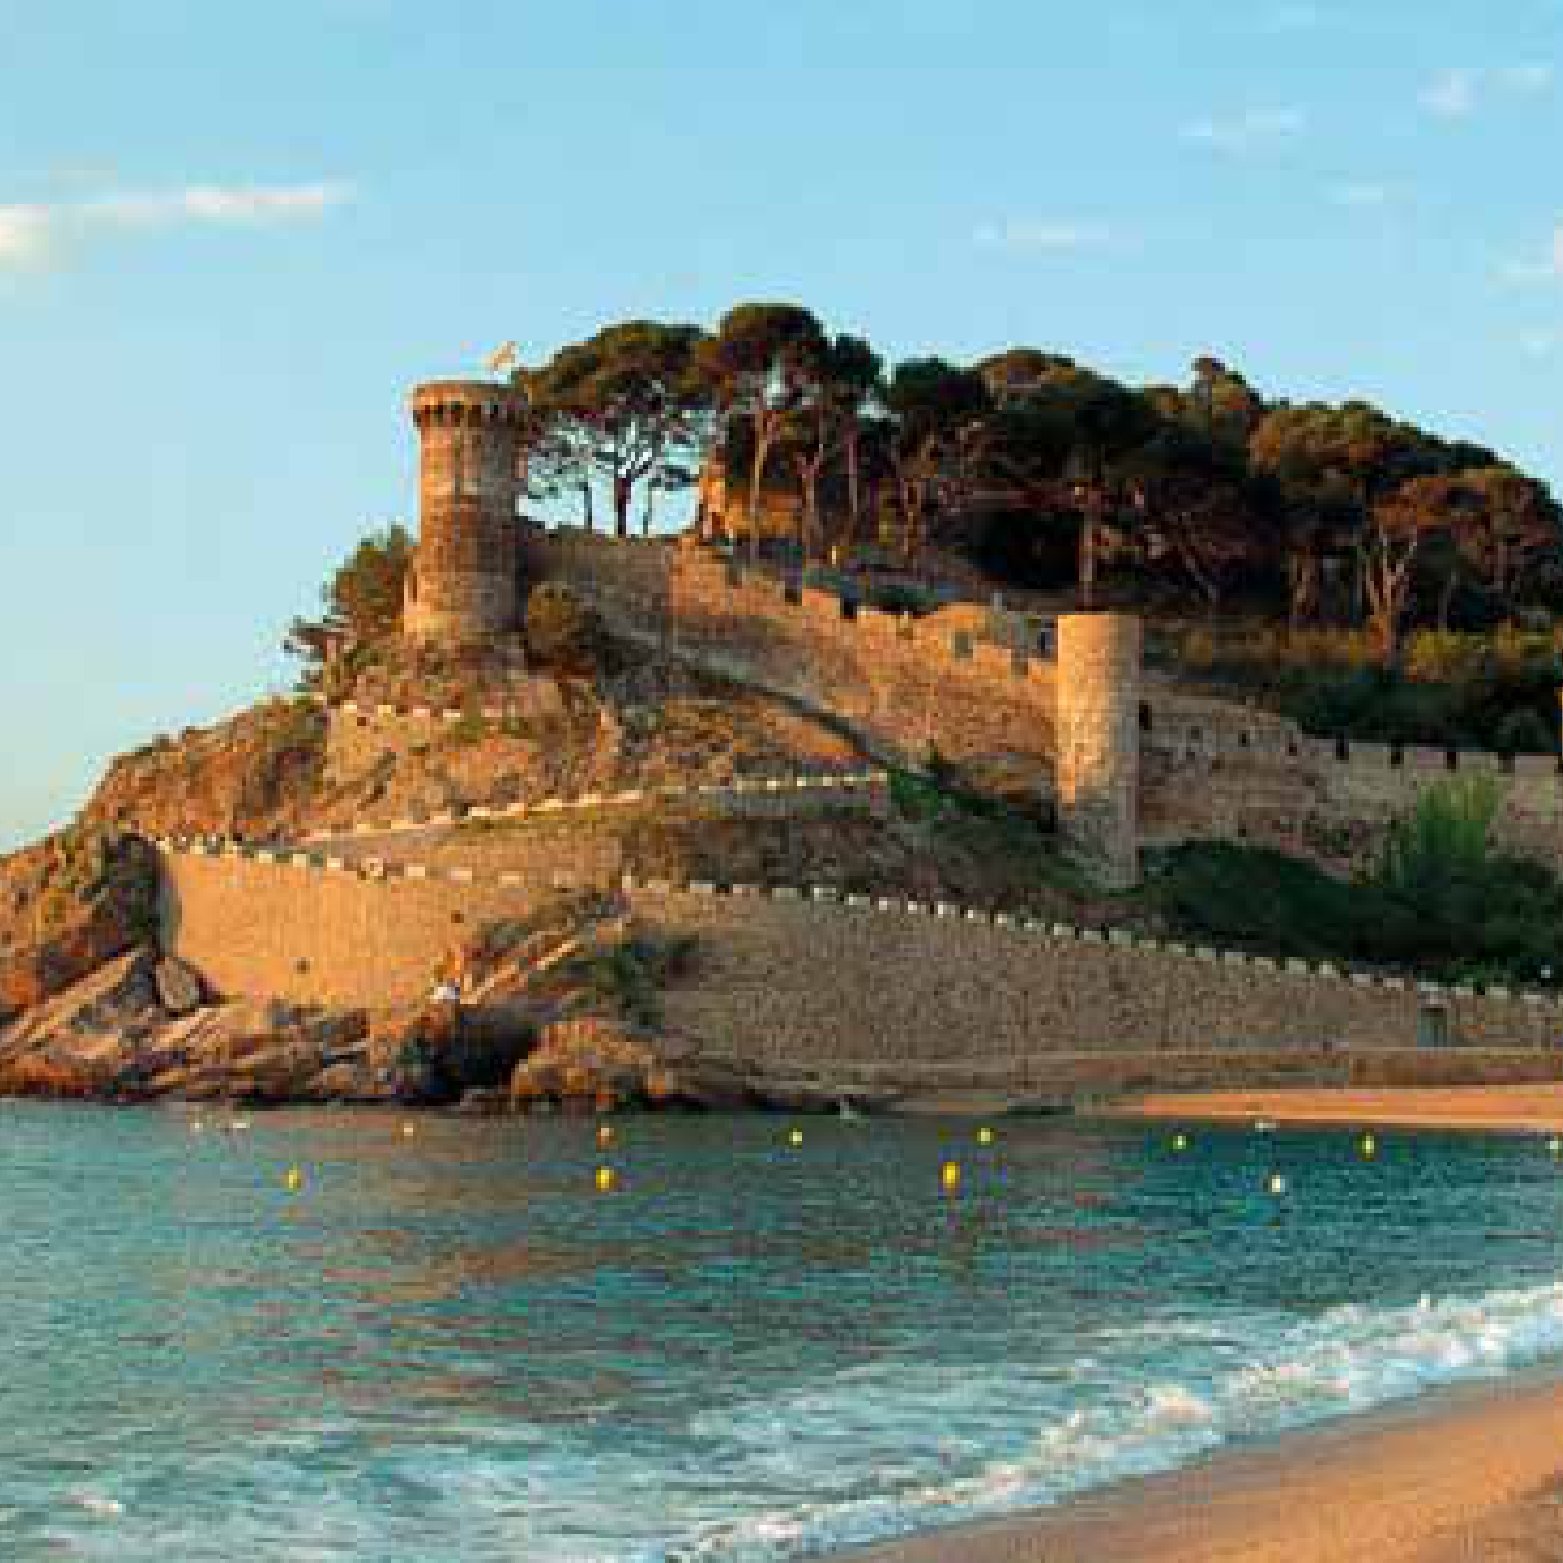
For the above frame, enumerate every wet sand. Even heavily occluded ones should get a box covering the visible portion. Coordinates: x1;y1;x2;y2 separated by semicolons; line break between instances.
1107;1083;1563;1134
836;1371;1563;1562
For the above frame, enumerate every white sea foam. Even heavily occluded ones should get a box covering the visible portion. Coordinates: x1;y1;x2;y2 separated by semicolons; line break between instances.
660;1278;1563;1561
71;1494;125;1519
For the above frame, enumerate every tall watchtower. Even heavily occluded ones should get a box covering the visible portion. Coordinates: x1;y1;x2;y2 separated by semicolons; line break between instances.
1055;612;1142;890
403;380;528;643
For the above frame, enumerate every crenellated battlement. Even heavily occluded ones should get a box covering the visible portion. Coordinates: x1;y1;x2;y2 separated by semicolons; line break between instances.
519;525;1563;875
153;834;1563;1074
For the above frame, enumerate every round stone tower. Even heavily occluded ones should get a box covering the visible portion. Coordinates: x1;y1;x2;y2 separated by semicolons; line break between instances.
1055;612;1142;890
403;380;528;643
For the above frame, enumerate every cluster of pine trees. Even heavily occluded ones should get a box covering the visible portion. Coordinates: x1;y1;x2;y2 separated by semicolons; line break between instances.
517;304;1562;660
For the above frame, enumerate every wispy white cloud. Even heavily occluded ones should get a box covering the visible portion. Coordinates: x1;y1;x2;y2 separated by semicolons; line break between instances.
0;205;52;269
1501;224;1563;286
84;182;350;228
1421;64;1555;118
1520;327;1561;358
1182;107;1307;154
0;180;353;271
974;218;1114;256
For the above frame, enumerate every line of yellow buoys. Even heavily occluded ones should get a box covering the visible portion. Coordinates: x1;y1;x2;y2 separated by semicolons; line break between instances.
239;1113;1563;1199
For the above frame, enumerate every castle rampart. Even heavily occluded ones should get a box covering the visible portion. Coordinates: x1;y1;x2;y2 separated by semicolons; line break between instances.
520;527;1563;876
155;840;1563;1090
522;527;1064;805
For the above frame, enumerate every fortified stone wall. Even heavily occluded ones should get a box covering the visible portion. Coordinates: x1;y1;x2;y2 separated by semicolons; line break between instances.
522;529;1060;791
156;844;1563;1079
1140;698;1563;869
161;843;574;1007
523;529;1563;872
302;765;891;847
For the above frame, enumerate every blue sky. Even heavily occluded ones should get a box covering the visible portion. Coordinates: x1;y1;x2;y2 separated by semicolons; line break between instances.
2;0;1560;849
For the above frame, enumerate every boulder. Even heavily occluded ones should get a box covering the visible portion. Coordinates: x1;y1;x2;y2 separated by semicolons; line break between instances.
0;829;159;1024
154;956;206;1017
0;949;164;1098
509;1017;752;1112
0;948;162;1054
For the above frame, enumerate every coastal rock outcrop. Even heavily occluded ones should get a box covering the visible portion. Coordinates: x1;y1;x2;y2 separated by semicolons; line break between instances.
0;827;160;1024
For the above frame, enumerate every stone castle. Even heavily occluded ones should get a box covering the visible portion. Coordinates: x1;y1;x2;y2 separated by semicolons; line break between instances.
399;378;1148;890
138;375;1563;1098
393;376;1563;894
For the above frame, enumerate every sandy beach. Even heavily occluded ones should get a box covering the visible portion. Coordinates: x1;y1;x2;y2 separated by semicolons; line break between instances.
1108;1083;1563;1134
837;1370;1563;1563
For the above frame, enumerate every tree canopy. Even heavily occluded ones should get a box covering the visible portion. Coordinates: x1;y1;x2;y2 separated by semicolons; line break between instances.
507;303;1561;650
519;320;709;538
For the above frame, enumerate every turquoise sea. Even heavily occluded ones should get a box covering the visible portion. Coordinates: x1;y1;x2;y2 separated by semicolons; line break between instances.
5;1104;1563;1561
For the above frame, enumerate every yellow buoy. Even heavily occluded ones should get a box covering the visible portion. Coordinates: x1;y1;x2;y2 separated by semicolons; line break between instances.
941;1160;962;1193
788;1128;804;1148
977;1126;995;1147
597;1124;615;1149
284;1166;304;1193
1172;1133;1189;1153
595;1165;617;1194
1267;1172;1288;1198
1549;1137;1562;1158
1360;1134;1377;1159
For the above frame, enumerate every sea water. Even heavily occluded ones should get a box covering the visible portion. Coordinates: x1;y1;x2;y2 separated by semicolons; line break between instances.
4;1104;1563;1561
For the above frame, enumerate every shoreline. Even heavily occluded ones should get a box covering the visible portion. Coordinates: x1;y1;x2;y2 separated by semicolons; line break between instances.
1102;1082;1563;1134
833;1364;1563;1563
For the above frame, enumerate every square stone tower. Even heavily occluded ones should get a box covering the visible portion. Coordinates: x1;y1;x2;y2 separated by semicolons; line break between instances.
1055;612;1142;889
403;380;528;643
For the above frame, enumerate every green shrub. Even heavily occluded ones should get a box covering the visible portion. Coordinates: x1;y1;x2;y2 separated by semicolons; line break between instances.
1494;709;1555;755
1375;777;1500;897
1171;623;1561;753
1152;842;1380;961
1155;780;1563;986
1405;631;1486;686
868;582;936;617
525;583;602;670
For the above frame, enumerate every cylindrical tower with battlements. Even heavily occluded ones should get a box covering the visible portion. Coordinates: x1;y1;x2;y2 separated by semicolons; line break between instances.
403;380;527;643
1055;612;1142;889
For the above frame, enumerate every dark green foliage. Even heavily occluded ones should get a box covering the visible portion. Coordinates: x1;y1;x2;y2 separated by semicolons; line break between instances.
1377;777;1500;894
286;524;413;681
1493;708;1556;755
521;321;709;537
1154;779;1563;986
1153;841;1381;961
577;935;697;1027
864;581;938;617
1175;627;1563;752
524;583;602;670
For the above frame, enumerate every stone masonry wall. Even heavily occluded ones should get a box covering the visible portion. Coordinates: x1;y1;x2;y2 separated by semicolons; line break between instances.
161;844;560;1007
405;382;526;642
156;845;1563;1089
523;529;1563;872
1141;697;1563;869
1056;615;1141;888
523;529;1059;791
